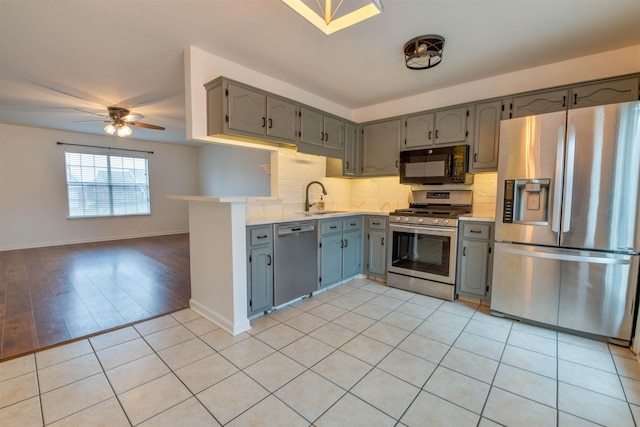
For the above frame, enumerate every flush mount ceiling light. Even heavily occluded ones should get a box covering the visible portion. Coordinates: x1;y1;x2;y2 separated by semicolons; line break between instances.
404;35;445;70
282;0;383;35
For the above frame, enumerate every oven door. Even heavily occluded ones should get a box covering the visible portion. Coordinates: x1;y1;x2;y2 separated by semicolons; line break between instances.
388;223;458;284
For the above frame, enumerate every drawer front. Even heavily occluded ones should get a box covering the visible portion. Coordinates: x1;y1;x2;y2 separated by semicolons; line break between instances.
343;216;362;232
462;223;491;239
249;226;272;245
368;217;387;230
321;219;343;235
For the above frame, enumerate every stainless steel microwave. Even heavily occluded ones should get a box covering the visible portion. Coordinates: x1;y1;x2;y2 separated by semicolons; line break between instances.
399;145;473;185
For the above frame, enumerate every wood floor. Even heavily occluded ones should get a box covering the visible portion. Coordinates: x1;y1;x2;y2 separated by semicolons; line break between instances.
0;233;191;361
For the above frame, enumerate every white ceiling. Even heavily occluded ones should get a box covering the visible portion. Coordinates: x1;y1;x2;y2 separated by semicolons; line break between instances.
1;0;640;145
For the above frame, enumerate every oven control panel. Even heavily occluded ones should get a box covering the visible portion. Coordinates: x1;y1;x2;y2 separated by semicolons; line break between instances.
390;215;457;227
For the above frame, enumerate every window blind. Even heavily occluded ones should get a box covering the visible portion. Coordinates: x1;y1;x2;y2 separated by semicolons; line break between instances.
64;149;150;218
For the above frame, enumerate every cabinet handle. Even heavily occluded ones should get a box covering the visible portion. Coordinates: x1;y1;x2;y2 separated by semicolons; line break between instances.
350;223;356;226
573;93;578;105
330;225;337;229
267;255;272;266
470;230;482;233
321;131;325;140
395;160;399;168
428;131;432;140
474;153;478;162
346;161;350;169
344;239;348;248
256;235;268;239
268;118;273;128
562;96;566;107
381;237;385;246
463;247;467;256
340;239;344;248
372;222;381;225
325;133;329;141
435;130;439;139
261;117;266;128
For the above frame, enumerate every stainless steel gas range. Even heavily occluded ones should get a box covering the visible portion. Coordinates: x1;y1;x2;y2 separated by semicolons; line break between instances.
387;190;472;301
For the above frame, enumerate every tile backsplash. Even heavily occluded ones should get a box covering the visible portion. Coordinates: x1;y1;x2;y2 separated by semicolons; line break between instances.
246;149;497;220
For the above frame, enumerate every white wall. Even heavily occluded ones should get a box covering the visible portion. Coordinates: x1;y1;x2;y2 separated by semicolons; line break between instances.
0;124;198;250
197;143;271;197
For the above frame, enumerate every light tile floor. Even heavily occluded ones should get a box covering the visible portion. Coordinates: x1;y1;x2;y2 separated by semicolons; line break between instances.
2;277;640;426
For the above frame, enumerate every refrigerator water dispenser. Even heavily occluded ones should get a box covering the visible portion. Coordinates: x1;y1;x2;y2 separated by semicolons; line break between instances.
502;179;550;225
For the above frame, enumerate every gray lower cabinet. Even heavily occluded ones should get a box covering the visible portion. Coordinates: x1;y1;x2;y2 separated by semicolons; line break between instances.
470;100;502;172
246;225;273;316
456;221;493;300
361;119;401;176
318;216;363;288
365;216;387;278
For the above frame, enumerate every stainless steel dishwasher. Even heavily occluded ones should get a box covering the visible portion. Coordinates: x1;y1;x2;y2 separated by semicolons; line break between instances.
273;221;317;306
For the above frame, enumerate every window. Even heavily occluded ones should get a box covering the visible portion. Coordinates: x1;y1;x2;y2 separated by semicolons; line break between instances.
64;149;150;218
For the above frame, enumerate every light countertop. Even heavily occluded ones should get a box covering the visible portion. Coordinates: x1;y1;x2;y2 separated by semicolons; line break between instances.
247;210;388;226
459;214;496;222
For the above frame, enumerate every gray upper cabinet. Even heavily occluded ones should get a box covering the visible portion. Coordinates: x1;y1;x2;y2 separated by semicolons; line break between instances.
299;107;345;153
361;119;401;176
434;106;469;145
401;106;469;150
344;122;358;176
403;112;434;149
266;96;298;142
470;100;502;172
510;88;569;118
569;77;639;109
227;83;267;137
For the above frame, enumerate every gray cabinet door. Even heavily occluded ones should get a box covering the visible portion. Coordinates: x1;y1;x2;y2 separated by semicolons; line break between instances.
227;83;266;136
323;116;344;151
434;106;469;145
361;119;401;176
342;230;362;278
569;77;639;109
511;89;569;118
344;123;358;176
368;229;387;276
267;96;298;142
470;100;501;172
458;239;489;297
249;246;273;315
403;113;434;150
320;234;343;288
300;107;324;146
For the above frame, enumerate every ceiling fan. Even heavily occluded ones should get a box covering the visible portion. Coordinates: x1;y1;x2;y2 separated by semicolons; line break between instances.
76;106;165;137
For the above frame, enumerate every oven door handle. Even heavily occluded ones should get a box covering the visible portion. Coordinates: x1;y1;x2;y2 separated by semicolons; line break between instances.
390;224;457;235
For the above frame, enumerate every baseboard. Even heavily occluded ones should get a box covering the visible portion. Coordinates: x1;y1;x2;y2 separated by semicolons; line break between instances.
0;229;189;251
190;299;251;336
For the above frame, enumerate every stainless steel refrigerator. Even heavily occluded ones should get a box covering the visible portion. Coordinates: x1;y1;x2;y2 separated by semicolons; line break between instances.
492;101;640;343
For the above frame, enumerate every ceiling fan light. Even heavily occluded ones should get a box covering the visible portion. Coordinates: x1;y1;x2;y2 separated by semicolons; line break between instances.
404;35;445;70
116;123;132;137
104;123;116;135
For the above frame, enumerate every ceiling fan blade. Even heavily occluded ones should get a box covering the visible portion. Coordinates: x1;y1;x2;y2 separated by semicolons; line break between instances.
74;119;110;123
128;121;165;130
122;113;144;122
74;108;108;118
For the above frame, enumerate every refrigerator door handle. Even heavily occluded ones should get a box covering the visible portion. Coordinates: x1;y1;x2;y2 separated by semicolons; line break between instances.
552;125;565;233
562;124;576;233
500;246;632;265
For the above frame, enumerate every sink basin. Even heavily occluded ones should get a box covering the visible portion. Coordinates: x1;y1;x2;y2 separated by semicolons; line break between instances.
296;210;347;216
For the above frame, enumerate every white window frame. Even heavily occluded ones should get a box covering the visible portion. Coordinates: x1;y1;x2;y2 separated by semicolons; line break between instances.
64;147;151;218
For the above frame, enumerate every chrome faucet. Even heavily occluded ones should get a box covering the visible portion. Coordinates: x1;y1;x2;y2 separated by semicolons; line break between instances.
305;181;327;211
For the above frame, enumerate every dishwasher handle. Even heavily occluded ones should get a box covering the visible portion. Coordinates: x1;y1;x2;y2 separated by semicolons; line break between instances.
277;222;315;236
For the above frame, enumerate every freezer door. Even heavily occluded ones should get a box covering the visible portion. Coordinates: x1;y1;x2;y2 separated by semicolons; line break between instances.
558;252;639;341
561;101;640;252
495;111;566;246
491;242;561;325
